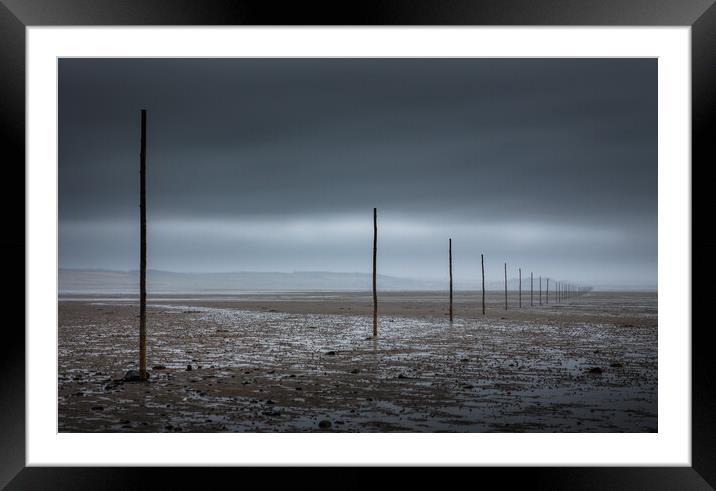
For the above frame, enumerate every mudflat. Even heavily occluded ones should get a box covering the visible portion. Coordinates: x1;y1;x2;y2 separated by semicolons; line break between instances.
58;291;657;432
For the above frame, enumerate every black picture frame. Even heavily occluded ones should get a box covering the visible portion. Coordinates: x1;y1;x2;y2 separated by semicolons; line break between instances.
1;0;713;488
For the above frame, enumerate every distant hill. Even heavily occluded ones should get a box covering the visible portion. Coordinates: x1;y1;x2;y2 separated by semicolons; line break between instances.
59;269;452;293
58;269;646;294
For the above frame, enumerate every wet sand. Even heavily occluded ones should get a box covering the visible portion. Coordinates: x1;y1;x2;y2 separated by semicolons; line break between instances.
58;291;657;432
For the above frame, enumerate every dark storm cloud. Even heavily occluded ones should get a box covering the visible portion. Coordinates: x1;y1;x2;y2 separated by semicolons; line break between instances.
58;58;657;287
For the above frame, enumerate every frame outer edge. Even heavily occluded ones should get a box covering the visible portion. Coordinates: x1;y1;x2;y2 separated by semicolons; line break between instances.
692;1;716;489
0;0;27;489
0;0;715;26
3;0;714;488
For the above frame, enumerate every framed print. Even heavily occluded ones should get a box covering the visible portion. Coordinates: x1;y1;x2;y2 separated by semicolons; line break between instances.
2;0;714;488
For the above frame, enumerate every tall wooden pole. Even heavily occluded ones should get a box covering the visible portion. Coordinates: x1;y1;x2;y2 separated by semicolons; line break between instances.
373;207;378;337
504;262;508;310
481;253;485;315
139;109;147;381
519;268;522;308
449;238;453;322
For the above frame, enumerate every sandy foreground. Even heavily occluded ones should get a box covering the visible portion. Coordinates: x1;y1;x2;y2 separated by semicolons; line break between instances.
58;291;657;432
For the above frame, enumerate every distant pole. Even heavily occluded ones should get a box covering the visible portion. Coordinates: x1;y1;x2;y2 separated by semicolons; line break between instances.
481;253;485;315
539;276;542;305
519;268;522;308
139;109;148;381
530;272;533;306
373;207;378;337
546;278;549;304
504;262;508;310
449;238;453;323
558;282;560;302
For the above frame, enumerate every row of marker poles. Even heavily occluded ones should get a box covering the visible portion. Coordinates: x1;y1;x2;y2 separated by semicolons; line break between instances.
445;237;590;321
371;206;589;335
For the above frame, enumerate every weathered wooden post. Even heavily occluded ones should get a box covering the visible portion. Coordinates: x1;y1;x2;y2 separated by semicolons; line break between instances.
373;207;378;337
139;109;148;381
449;238;453;323
481;253;485;315
519;268;522;308
504;262;508;310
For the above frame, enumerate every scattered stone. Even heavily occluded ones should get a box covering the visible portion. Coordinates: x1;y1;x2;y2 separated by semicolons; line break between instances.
295;387;302;391
318;420;332;429
266;399;275;405
186;365;192;371
123;370;149;382
91;406;104;411
460;358;469;362
610;362;624;368
350;369;360;374
462;384;473;389
152;365;166;370
397;374;408;379
325;351;336;356
587;367;603;375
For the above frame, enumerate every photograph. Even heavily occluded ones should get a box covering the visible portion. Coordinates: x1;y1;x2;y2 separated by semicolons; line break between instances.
57;57;657;433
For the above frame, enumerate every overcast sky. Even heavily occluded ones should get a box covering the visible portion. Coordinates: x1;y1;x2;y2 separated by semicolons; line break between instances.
58;58;657;288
